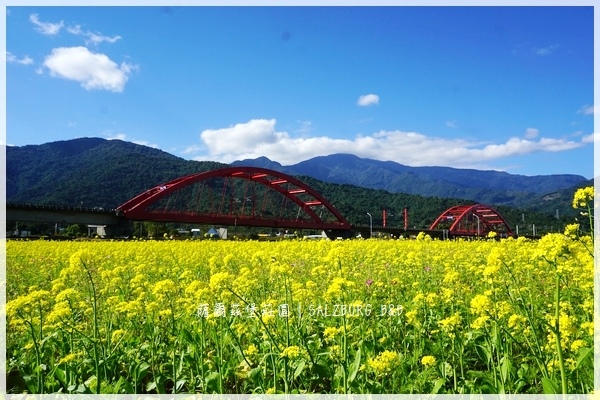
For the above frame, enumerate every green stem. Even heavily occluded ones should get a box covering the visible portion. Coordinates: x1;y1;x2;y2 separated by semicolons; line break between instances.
84;264;101;394
23;316;42;393
554;273;568;394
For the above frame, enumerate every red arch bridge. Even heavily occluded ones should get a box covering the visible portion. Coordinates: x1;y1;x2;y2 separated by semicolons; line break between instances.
112;166;514;239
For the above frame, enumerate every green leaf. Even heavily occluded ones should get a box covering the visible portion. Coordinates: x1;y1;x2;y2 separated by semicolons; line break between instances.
480;383;497;394
133;361;150;382
517;363;529;379
576;347;593;369
542;377;559;394
53;366;66;387
180;328;197;345
175;379;186;392
475;344;492;364
116;377;134;393
348;348;361;383
293;359;306;379
431;378;445;394
500;356;512;383
145;381;156;393
23;374;39;394
249;367;262;383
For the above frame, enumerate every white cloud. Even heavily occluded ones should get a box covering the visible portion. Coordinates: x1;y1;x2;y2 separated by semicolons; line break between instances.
106;133;127;141
194;119;587;168
132;140;159;149
6;51;33;65
30;13;64;35
578;104;596;116
524;127;539;139
581;132;599;143
181;144;205;155
296;120;313;136
534;44;559;56
67;25;122;45
106;132;157;148
357;94;379;107
200;119;287;156
445;120;458;129
43;46;137;92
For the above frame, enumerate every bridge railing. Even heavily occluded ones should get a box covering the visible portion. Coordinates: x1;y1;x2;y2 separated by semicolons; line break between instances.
6;202;117;213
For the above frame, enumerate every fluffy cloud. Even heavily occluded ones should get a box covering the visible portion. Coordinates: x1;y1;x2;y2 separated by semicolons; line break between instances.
43;46;137;92
200;119;287;156
357;94;379;106
30;13;63;35
195;119;586;168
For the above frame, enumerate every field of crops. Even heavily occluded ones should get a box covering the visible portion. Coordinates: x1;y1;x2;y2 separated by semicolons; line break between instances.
5;188;595;394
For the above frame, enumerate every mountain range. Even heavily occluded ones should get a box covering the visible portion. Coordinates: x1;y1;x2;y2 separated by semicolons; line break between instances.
232;153;589;211
6;137;591;229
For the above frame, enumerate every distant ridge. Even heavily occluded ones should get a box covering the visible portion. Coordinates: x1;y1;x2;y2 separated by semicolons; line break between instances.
231;153;588;208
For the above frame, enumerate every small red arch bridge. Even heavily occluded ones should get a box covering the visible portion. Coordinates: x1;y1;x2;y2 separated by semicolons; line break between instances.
429;204;513;237
114;166;513;238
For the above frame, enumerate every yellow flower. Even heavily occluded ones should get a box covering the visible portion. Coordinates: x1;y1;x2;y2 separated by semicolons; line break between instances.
508;314;527;330
280;345;305;360
111;329;127;342
581;322;594;336
425;292;438;306
328;345;343;361
564;223;580;238
570;339;586;353
47;301;72;324
245;344;259;357
58;353;78;364
443;270;460;284
405;310;418;325
368;350;400;375
323;326;340;342
209;271;233;292
324;277;354;301
421;355;436;367
55;288;79;302
470;294;492;315
471;315;490;330
438;312;462;332
572;186;594;208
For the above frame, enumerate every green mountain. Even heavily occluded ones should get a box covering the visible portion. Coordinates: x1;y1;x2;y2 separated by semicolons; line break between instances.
6;137;589;233
232;153;588;209
7;138;225;209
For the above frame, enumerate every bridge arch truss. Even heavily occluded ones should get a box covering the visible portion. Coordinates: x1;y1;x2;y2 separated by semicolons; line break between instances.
116;167;352;231
429;204;513;237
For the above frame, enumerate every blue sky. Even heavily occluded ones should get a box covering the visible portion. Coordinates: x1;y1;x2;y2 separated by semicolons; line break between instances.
5;6;596;178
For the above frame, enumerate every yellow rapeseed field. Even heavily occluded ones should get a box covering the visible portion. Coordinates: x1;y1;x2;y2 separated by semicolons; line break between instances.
5;188;594;394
